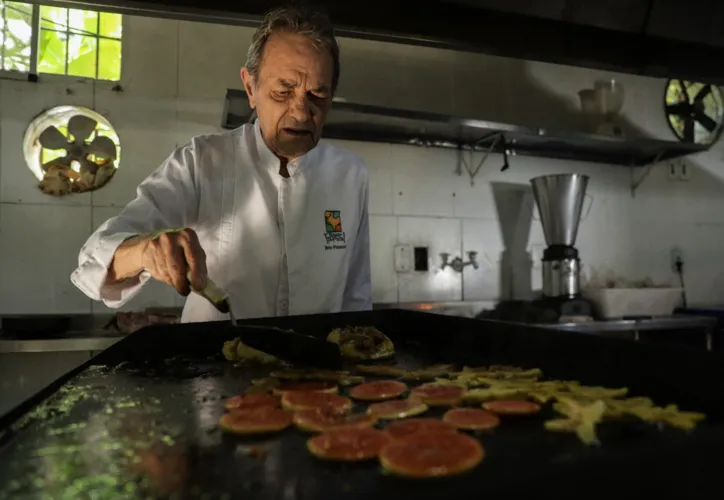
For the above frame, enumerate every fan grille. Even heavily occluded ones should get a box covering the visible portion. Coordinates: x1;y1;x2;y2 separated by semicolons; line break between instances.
664;79;724;145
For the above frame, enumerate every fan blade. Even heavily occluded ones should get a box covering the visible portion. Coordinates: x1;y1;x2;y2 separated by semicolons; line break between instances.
41;155;71;172
68;115;97;143
86;136;117;160
39;126;69;150
678;79;690;102
666;102;691;117
683;119;695;142
693;108;717;132
694;85;712;103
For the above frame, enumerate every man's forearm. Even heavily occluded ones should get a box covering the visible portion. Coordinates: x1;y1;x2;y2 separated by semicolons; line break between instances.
107;235;148;283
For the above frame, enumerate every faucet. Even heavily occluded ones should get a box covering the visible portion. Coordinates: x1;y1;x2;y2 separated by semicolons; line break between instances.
440;251;479;272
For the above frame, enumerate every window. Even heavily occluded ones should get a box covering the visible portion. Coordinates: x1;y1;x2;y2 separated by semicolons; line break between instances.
0;1;122;80
0;1;32;71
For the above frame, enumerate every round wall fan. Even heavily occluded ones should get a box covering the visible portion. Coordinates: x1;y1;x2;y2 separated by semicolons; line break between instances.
664;79;724;145
39;115;117;175
22;106;120;196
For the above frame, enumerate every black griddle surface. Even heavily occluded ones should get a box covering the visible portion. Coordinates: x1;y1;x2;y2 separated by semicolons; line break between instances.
1;310;724;499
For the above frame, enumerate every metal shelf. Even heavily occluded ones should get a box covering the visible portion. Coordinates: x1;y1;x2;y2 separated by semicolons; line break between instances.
222;88;708;167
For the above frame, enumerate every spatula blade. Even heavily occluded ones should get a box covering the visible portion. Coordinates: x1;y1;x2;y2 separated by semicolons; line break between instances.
235;325;343;370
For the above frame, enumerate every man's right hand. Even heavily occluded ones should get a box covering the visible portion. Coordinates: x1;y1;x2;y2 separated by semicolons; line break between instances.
108;227;207;296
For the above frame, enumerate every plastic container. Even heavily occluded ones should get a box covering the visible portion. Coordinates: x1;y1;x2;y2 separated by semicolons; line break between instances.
582;288;684;319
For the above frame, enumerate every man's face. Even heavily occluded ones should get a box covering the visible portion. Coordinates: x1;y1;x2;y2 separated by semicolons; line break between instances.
241;31;334;161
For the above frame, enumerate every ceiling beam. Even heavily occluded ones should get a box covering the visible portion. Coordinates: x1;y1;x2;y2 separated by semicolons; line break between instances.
30;0;724;84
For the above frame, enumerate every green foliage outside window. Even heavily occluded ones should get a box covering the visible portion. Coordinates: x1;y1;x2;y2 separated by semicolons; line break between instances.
0;2;32;71
0;1;122;81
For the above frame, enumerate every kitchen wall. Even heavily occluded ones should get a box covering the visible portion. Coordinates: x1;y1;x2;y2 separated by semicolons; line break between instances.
1;14;724;315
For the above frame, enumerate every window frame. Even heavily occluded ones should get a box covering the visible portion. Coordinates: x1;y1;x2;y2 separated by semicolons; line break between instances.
0;2;122;81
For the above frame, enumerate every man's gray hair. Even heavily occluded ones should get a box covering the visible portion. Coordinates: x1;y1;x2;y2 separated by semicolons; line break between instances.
245;4;341;94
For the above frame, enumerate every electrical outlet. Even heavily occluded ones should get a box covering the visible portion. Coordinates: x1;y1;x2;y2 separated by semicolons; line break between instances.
393;244;413;272
678;161;691;181
668;160;679;181
670;247;684;273
667;160;693;181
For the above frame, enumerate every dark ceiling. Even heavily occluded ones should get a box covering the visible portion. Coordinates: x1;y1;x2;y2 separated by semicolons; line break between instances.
37;0;724;83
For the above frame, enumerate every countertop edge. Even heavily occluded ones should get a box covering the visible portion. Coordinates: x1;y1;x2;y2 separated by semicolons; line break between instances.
0;337;125;354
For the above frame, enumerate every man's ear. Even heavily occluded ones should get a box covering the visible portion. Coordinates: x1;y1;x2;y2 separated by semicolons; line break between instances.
241;68;256;109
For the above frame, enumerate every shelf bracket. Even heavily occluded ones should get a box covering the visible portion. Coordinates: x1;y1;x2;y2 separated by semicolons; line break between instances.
630;151;664;198
457;132;503;186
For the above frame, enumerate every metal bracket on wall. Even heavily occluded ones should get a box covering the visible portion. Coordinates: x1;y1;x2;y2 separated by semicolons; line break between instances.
455;132;503;186
630;151;664;197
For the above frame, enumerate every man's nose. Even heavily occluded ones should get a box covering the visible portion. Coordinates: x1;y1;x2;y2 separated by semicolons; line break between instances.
288;95;313;122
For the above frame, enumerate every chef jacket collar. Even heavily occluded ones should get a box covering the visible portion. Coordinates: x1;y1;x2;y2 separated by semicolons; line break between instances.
253;119;312;177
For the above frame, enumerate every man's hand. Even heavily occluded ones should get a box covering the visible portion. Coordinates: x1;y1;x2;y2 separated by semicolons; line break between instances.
141;228;208;295
107;228;207;296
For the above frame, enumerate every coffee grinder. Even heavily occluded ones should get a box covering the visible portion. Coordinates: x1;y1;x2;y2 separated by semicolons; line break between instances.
530;173;593;322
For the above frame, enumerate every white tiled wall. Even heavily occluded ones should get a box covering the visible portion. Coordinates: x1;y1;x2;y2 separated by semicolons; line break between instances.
1;15;723;315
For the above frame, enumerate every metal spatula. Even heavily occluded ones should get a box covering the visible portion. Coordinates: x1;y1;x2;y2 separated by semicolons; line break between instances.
191;276;343;369
188;276;236;325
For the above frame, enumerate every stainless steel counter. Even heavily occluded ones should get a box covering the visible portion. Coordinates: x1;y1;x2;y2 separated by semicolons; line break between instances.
0;335;124;353
537;316;717;350
536;316;717;333
377;302;717;350
0;314;123;353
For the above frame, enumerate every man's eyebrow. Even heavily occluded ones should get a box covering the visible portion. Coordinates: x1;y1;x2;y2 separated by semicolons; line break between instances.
278;79;295;89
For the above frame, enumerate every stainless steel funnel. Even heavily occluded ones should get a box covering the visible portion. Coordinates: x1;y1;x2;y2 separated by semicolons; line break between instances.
530;174;589;246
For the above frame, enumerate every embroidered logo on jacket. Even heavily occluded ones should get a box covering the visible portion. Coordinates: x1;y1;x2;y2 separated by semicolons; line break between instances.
324;210;347;249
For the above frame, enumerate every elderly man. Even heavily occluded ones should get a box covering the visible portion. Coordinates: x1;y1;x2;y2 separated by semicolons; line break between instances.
71;5;372;323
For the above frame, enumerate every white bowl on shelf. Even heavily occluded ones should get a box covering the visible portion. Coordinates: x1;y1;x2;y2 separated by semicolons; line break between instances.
583;287;683;319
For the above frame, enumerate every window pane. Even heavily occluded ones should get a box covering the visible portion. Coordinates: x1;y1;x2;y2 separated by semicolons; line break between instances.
5;1;33;19
98;38;121;80
2;2;33;71
38;29;67;75
5;44;31;71
67;34;97;78
40;5;67;30
5;2;33;20
5;4;123;80
68;8;97;35
99;12;121;38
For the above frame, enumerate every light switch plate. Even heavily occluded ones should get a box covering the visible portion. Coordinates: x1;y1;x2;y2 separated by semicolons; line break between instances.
394;244;413;273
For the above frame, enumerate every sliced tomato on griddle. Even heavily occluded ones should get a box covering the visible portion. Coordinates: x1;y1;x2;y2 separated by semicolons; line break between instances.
281;391;352;412
385;418;458;440
349;380;408;401
272;380;338;395
443;408;500;431
293;408;378;433
367;398;429;419
219;407;293;435
307;428;392;461
380;432;484;477
409;383;465;406
224;394;280;411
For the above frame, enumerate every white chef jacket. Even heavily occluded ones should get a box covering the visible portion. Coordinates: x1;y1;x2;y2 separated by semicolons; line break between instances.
71;120;372;323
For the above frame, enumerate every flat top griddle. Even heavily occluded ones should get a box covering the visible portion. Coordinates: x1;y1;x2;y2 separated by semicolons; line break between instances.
1;310;724;500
